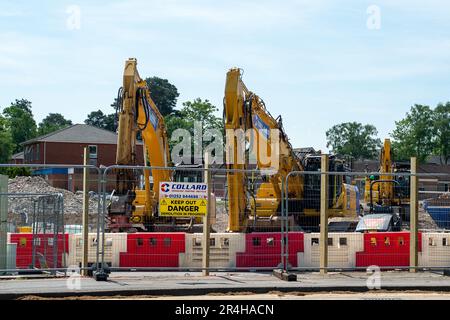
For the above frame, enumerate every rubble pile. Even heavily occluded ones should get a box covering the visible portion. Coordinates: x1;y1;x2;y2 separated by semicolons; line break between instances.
7;176;100;226
419;206;439;230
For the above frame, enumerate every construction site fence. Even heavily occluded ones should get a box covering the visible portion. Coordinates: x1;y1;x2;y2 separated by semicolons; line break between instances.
0;164;449;276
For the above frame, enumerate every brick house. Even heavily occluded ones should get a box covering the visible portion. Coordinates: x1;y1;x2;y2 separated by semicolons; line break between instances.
21;124;144;191
9;151;24;164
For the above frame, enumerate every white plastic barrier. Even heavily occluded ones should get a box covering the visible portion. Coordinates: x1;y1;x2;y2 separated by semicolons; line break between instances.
180;233;246;269
419;233;450;267
7;243;17;270
298;233;364;269
67;233;127;267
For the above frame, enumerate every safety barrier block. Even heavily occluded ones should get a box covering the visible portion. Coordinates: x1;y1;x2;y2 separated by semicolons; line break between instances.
67;233;127;268
236;232;304;268
356;232;422;268
119;233;185;268
298;233;364;269
419;233;450;267
9;233;69;269
180;233;245;269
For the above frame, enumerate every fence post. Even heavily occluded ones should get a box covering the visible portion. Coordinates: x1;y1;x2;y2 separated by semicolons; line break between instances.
82;148;89;276
410;157;418;273
320;154;329;275
0;175;7;272
202;153;211;276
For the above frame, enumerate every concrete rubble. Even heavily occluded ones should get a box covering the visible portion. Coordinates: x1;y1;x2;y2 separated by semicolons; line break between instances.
7;176;100;227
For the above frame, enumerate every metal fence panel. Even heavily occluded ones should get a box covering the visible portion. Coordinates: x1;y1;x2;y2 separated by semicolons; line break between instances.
1;163;449;276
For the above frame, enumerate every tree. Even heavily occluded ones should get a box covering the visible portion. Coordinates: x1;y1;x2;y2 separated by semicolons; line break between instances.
38;113;72;136
164;98;223;156
165;98;223;138
85;110;116;132
103;113;116;132
145;77;179;116
0;115;13;163
326;122;381;160
2;99;37;153
391;104;435;163
432;102;450;164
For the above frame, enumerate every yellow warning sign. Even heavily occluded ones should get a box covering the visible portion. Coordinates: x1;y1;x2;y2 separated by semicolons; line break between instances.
159;198;207;217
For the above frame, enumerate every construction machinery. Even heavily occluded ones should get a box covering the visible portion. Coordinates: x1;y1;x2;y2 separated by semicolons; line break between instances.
363;138;410;214
358;138;411;232
224;68;359;232
107;58;202;232
300;153;360;230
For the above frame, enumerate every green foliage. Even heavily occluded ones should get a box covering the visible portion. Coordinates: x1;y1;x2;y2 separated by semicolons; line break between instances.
432;102;450;164
145;77;179;116
2;99;37;153
165;98;223;136
38;113;72;136
326;122;381;160
164;98;223;153
85;110;116;132
391;104;435;163
0;115;13;163
0;167;31;178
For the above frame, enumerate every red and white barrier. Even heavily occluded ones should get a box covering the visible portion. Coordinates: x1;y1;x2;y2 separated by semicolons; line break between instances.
356;232;422;268
7;231;450;270
298;233;364;269
419;233;450;267
8;233;68;269
180;233;245;268
67;233;127;267
236;232;304;268
119;233;185;268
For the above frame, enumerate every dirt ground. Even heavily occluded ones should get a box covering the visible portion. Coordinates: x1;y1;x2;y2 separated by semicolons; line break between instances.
17;290;450;300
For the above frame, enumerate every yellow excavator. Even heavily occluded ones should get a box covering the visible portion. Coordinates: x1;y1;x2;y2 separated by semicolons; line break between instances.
224;68;359;232
355;138;412;232
363;138;410;221
108;58;202;232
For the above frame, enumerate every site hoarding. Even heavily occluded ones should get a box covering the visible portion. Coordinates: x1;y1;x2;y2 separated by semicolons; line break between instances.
159;182;208;217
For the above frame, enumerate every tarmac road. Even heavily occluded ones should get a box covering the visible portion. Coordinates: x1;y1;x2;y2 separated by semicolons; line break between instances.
2;271;450;299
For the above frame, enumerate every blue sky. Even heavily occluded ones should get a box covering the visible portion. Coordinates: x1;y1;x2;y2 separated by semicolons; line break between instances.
1;0;449;151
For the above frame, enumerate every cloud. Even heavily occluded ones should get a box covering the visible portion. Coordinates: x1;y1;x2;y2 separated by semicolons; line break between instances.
81;0;328;31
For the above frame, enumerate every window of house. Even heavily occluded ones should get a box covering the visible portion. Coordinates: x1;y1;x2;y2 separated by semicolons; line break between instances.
88;145;98;159
24;145;33;162
35;144;40;161
88;145;98;166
